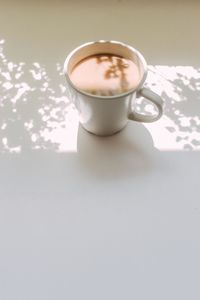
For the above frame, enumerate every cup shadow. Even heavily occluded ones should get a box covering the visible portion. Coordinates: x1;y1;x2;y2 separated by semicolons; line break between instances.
76;121;157;180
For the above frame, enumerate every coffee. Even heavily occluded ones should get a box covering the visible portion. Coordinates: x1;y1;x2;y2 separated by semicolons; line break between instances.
69;54;141;96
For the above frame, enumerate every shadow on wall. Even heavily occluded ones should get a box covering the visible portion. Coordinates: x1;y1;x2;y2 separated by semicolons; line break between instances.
0;39;200;153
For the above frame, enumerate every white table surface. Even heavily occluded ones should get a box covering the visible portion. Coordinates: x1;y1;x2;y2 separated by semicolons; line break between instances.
0;1;200;299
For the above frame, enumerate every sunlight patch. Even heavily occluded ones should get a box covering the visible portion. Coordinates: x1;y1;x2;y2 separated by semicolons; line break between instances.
0;39;200;153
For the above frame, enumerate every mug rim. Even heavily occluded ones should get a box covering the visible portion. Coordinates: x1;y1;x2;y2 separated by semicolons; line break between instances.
63;40;148;99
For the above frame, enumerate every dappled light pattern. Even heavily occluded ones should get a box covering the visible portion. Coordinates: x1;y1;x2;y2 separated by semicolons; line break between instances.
144;65;200;151
0;39;199;152
0;39;78;153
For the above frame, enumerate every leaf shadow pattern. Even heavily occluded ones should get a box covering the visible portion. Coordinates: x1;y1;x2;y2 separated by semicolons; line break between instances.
96;55;129;94
146;65;200;150
0;39;77;153
1;38;200;153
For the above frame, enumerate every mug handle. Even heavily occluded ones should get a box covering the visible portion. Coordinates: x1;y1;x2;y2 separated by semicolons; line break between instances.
128;87;164;123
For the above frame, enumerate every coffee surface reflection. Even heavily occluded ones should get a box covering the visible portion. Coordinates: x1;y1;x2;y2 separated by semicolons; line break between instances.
69;54;141;96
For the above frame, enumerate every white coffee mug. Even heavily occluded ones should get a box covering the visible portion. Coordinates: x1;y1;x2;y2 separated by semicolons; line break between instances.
64;40;164;136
